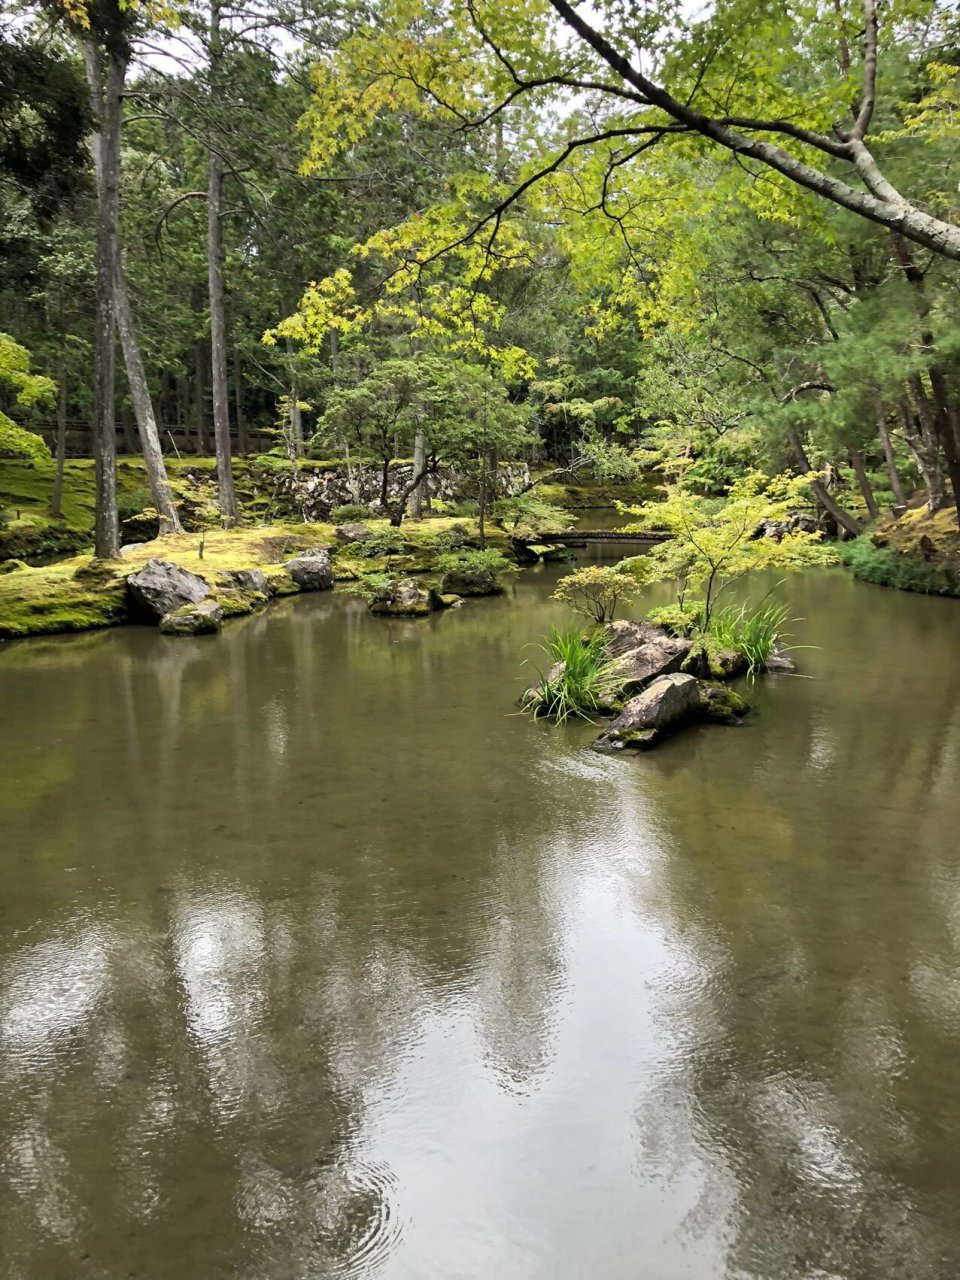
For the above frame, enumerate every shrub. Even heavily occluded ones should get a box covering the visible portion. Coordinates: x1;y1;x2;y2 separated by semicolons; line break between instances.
840;535;960;596
429;524;473;555
552;564;641;623
117;484;156;522
349;527;408;558
646;600;705;636
435;547;516;595
523;627;625;723
331;503;371;522
346;571;394;602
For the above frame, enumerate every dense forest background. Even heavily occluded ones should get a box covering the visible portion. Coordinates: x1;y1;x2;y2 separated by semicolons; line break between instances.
2;0;960;558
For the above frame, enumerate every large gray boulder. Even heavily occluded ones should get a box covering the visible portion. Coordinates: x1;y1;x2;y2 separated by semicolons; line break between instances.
595;673;706;751
127;558;210;620
604;619;667;659
334;522;372;545
616;636;692;694
284;550;333;591
595;673;749;750
159;599;223;636
218;567;271;595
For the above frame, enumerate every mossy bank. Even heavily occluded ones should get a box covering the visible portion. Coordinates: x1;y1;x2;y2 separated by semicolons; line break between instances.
841;506;960;597
0;516;517;639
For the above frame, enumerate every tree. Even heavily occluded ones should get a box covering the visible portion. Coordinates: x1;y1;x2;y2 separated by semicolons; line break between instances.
623;470;834;624
0;332;55;465
551;564;641;624
301;0;960;262
314;351;533;526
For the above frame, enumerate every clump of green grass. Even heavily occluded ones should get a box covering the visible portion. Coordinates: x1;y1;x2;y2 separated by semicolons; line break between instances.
523;627;624;723
707;598;793;675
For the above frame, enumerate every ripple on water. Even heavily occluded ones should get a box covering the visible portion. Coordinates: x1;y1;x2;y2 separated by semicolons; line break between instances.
312;1158;402;1278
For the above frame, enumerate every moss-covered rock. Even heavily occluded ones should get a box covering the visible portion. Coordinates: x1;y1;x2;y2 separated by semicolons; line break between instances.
284;549;334;591
159;600;223;636
369;577;435;617
0;558;28;574
126;558;211;620
216;588;270;618
594;673;749;751
699;682;750;724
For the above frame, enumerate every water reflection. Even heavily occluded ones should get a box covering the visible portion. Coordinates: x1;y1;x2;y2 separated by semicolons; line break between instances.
0;568;958;1277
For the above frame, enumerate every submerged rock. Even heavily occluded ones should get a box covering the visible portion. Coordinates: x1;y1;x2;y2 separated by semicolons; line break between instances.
369;577;435;617
594;672;748;750
284;550;333;591
699;682;750;723
159;599;223;636
431;590;464;609
127;557;210;620
764;648;797;674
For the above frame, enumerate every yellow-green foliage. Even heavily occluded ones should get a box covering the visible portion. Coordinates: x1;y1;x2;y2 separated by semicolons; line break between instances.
0;334;55;468
623;471;836;619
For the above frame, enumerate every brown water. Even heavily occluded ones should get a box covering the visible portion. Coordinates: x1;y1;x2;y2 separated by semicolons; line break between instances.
1;562;959;1280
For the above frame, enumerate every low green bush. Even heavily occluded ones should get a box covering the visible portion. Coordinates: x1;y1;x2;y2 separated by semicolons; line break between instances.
646;600;705;636
434;547;516;592
117;484;155;522
840;535;960;596
330;503;370;522
349;527;408;558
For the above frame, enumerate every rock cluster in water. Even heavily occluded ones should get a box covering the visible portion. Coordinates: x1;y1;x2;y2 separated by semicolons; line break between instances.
126;550;334;637
522;617;795;751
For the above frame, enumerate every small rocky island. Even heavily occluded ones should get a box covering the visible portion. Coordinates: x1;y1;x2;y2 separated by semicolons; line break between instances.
523;618;796;752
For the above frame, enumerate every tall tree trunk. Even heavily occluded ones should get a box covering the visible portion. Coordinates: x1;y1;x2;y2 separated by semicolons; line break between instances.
83;40;124;559
51;358;68;519
477;459;487;549
284;338;303;457
380;458;390;510
890;234;960;526
194;340;207;454
873;392;906;507
207;0;237;525
900;391;946;512
848;446;879;518
114;265;182;532
410;430;425;518
233;345;247;455
788;428;862;537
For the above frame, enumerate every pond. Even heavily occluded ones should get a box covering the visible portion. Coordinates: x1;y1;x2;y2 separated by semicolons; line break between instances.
1;558;959;1279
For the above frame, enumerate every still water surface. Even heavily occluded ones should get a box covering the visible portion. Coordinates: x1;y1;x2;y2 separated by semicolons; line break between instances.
1;562;959;1280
